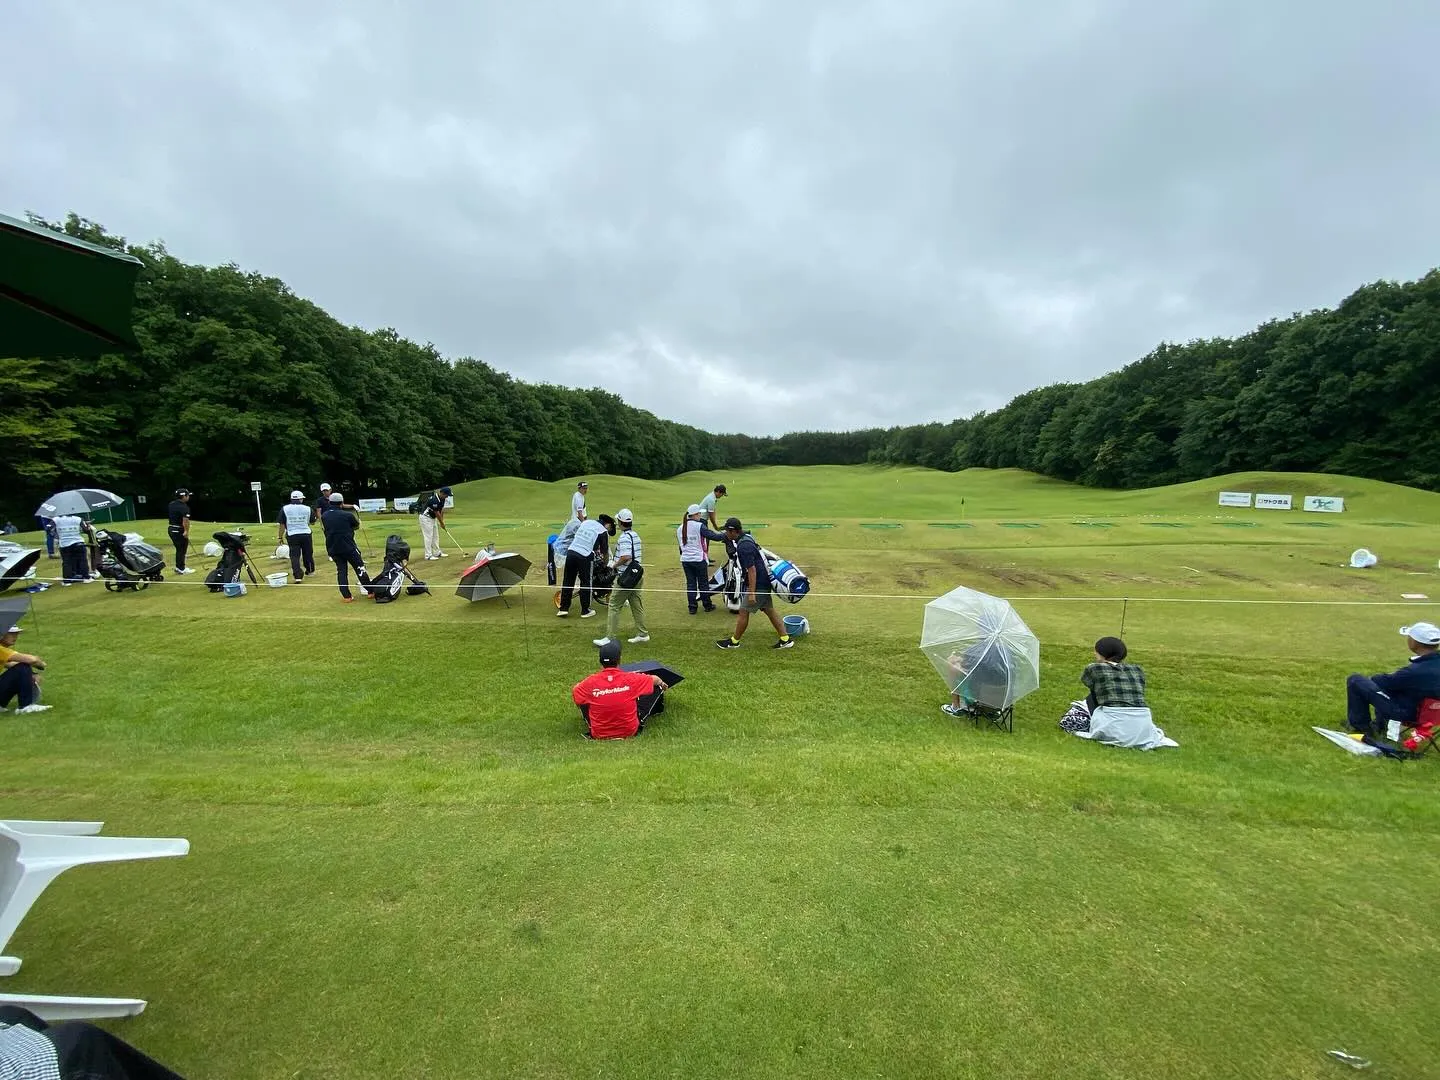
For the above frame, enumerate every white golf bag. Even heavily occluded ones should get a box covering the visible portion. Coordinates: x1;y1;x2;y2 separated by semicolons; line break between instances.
712;540;810;612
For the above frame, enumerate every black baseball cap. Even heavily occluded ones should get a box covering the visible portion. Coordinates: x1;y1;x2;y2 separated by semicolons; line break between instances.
715;484;727;494
723;516;743;531
439;486;452;495
598;639;621;665
175;488;191;497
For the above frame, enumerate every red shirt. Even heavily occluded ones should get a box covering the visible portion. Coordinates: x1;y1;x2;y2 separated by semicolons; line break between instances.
572;668;661;739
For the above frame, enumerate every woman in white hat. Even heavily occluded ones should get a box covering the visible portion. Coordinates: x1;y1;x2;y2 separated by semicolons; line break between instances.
677;505;715;615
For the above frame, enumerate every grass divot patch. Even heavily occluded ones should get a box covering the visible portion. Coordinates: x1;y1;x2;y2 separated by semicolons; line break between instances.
927;522;973;529
1220;521;1260;527
1284;521;1336;527
1072;521;1114;528
999;522;1042;529
860;523;903;529
793;522;835;529
487;523;520;529
1144;522;1191;528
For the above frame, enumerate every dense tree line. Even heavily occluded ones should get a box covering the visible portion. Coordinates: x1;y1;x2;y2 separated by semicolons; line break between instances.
868;272;1440;491
4;213;1437;521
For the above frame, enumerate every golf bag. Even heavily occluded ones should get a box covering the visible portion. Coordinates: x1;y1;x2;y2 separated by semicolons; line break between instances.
711;540;811;612
590;550;616;605
94;529;166;592
761;547;810;604
206;531;255;592
370;534;430;603
546;533;558;586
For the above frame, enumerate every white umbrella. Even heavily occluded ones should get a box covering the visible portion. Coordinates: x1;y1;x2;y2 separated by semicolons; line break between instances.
919;585;1040;712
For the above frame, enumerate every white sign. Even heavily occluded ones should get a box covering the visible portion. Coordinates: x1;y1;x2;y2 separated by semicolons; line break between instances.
250;481;262;492
136;495;147;505
357;498;387;513
1255;494;1292;510
445;496;455;509
394;498;417;512
1304;496;1345;514
1218;491;1252;508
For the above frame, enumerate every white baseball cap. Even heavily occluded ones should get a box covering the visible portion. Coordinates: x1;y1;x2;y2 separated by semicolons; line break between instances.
616;508;633;523
1401;622;1440;645
686;504;703;516
320;483;332;492
3;625;21;635
290;490;304;500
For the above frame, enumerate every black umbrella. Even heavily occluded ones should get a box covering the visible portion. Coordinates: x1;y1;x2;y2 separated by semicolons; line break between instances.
621;660;684;720
0;547;41;595
0;213;143;358
0;595;33;629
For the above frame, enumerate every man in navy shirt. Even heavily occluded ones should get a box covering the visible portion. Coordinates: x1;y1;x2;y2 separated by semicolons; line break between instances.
715;517;794;651
1346;622;1440;737
321;493;370;602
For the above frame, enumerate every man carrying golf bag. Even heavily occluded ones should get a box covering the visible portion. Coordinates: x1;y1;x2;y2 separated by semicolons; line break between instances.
321;492;370;603
276;490;316;581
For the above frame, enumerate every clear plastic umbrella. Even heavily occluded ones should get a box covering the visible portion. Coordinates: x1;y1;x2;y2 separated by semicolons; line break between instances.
919;585;1040;711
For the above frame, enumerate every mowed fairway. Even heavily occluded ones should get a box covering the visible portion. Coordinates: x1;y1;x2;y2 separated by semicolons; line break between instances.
5;466;1440;1079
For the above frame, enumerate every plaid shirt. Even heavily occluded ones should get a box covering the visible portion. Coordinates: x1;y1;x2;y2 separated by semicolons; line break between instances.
1081;661;1147;708
0;1021;60;1080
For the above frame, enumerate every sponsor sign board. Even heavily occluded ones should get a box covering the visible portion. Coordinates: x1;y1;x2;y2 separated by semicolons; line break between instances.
1255;494;1293;510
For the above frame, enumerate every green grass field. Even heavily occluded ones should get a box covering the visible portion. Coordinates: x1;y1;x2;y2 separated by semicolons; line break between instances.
5;466;1439;1079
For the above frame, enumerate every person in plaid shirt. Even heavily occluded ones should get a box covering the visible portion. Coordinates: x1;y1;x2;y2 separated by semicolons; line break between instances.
1081;637;1147;712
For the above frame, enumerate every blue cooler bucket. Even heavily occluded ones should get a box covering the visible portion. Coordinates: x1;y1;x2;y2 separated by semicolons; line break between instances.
783;614;809;637
222;581;247;598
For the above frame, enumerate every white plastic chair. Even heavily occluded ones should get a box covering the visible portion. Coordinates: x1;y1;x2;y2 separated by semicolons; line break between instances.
0;823;187;991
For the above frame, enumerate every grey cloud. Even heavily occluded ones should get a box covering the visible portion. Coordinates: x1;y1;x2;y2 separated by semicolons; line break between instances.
5;0;1439;436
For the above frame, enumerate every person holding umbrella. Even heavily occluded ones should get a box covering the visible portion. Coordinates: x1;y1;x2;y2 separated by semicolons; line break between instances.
320;492;370;603
276;490;317;581
0;623;51;714
593;508;649;647
166;489;195;575
53;513;93;585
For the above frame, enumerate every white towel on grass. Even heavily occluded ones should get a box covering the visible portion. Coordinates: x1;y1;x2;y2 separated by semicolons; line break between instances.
1072;705;1178;750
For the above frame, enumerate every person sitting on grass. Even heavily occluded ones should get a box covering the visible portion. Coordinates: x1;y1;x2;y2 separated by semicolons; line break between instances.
1345;621;1440;740
940;643;1010;717
572;638;668;739
1060;636;1176;750
715;517;793;651
0;623;51;715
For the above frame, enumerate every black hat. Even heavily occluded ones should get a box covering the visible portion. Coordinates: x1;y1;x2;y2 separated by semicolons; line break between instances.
723;516;743;531
598;639;622;665
175;488;191;497
439;486;452;496
715;484;727;494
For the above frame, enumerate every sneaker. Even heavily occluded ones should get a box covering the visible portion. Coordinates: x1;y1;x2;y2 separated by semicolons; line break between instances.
341;597;356;604
437;551;449;558
941;703;965;717
59;581;72;587
16;704;52;714
716;638;741;649
703;605;716;613
628;634;650;644
688;609;697;615
90;571;101;579
555;610;570;618
771;637;794;650
580;610;596;619
592;637;613;647
178;567;196;575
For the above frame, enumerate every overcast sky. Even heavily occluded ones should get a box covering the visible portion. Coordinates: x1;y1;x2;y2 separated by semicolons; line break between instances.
5;1;1439;436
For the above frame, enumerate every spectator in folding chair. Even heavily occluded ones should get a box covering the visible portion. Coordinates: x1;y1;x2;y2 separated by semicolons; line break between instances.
0;1005;187;1079
1345;622;1440;739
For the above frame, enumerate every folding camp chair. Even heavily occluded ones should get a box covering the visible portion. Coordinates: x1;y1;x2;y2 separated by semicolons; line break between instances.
0;822;187;1017
1400;698;1440;757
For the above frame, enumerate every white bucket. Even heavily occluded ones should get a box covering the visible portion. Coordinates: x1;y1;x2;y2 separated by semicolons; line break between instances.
266;572;288;588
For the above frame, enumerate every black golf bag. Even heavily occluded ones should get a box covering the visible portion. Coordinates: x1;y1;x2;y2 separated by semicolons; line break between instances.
590;550;616;605
546;533;558;586
370;533;430;604
94;529;166;592
206;531;255;592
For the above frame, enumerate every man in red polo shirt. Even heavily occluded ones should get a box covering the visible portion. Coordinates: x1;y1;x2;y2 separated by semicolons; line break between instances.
572;639;667;739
